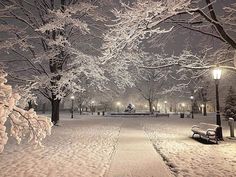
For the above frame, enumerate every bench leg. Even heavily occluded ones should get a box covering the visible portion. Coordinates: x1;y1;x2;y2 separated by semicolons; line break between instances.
215;138;218;144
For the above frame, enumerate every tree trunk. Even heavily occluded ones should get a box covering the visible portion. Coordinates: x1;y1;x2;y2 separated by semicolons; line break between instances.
79;104;82;115
174;105;177;113
51;98;61;125
203;102;207;116
28;100;33;110
42;103;46;114
204;0;236;49
148;100;153;114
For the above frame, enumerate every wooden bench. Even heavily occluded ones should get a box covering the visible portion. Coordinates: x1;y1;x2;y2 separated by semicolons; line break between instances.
191;123;219;144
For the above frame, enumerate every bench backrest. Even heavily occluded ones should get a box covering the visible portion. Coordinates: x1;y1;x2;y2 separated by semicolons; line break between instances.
199;123;219;131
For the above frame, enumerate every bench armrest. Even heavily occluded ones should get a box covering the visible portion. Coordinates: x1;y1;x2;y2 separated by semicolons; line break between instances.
206;129;216;135
191;125;199;129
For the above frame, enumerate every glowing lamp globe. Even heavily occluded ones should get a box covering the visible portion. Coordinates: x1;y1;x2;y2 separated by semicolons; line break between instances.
213;68;222;80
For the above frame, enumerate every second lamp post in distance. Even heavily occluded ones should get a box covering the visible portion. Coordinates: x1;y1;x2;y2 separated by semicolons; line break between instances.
190;96;194;119
71;95;75;119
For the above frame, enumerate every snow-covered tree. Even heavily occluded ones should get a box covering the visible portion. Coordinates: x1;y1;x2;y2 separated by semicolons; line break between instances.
0;69;52;153
103;0;236;74
197;86;209;116
0;0;135;125
165;0;236;71
133;52;167;113
224;86;236;121
99;0;236;109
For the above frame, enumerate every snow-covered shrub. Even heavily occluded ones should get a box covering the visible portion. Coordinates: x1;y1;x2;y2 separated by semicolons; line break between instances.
0;69;52;153
224;86;236;121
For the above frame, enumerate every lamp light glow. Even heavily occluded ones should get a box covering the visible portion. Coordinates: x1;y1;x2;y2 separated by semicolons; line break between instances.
213;68;222;80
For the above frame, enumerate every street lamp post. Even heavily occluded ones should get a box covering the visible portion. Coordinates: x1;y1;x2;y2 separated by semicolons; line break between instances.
190;96;194;119
164;101;167;113
71;95;75;119
116;102;121;112
181;103;186;112
213;67;223;140
201;104;204;115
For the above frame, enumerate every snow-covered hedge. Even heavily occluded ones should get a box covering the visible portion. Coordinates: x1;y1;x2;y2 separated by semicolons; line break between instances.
0;70;52;153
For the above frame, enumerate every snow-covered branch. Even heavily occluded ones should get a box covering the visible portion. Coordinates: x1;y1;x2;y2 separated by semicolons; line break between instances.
140;50;236;72
0;69;52;153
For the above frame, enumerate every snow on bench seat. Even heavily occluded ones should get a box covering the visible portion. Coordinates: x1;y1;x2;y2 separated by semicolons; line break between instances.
191;123;219;143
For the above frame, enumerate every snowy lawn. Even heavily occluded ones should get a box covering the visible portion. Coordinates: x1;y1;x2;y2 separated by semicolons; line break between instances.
0;115;122;177
0;113;236;177
142;114;236;177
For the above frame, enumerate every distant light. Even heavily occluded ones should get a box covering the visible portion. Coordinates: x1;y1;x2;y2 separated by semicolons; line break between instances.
213;67;222;80
116;102;121;106
164;101;167;104
70;95;75;100
182;103;186;107
91;100;95;104
190;96;194;100
201;104;204;108
144;104;148;108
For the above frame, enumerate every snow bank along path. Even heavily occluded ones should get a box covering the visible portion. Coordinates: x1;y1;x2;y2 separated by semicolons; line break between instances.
0;117;122;177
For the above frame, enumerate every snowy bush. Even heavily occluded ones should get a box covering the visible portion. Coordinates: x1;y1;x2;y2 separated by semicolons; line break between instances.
0;69;52;153
224;86;236;121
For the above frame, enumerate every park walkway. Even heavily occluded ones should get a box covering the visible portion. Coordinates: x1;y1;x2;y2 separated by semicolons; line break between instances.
105;118;173;177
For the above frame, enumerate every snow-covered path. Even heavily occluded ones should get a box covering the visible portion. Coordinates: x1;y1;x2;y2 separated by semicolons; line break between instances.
106;118;172;177
0;114;236;177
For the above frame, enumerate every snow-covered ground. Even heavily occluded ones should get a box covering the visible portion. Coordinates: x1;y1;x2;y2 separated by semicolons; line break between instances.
142;114;236;177
0;112;236;177
0;115;122;177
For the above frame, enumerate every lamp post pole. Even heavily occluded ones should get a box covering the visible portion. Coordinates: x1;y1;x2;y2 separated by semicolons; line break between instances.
213;67;223;140
117;102;121;112
215;79;223;139
71;95;75;119
201;104;204;115
164;101;167;113
190;96;194;119
181;103;185;112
